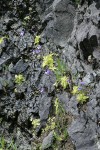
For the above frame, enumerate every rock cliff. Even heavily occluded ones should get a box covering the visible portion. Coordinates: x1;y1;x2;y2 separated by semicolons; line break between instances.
0;0;100;149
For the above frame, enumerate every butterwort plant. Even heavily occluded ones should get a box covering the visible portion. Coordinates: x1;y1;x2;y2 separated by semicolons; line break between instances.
15;74;25;84
72;81;89;104
31;118;40;129
42;53;56;71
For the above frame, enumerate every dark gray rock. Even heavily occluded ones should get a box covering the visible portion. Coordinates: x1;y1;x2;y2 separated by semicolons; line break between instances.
39;94;52;121
10;59;29;73
0;0;100;150
0;55;12;66
68;118;99;150
41;131;54;150
40;0;75;46
41;72;56;93
70;2;100;60
57;92;79;116
65;2;100;150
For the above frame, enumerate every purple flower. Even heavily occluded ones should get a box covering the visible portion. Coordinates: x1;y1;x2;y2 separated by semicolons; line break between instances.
45;69;51;75
67;79;70;84
37;45;41;49
35;49;41;54
78;87;83;91
32;50;36;54
80;81;85;85
32;49;41;54
20;31;24;36
40;87;45;93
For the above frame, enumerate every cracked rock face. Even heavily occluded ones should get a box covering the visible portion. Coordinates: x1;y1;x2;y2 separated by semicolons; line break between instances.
39;0;75;46
40;0;100;150
38;1;100;150
0;0;100;150
63;2;100;150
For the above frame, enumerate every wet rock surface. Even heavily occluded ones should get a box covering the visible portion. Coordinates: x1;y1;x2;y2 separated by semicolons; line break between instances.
0;0;100;150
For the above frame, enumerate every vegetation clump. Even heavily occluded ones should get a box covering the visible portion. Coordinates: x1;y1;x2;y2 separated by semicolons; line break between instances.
72;84;89;104
15;74;25;84
31;118;40;129
42;98;68;149
0;137;17;150
42;54;70;89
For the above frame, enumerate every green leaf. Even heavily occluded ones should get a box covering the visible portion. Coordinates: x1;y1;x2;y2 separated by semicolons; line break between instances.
0;37;4;44
34;35;40;45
